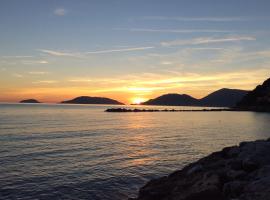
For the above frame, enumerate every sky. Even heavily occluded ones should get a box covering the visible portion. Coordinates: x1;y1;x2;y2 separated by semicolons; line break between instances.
0;0;270;104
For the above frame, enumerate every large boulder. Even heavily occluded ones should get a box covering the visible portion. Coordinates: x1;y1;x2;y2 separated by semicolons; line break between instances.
132;139;270;200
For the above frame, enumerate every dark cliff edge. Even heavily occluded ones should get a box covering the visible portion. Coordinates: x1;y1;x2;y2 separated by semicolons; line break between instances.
236;78;270;112
61;96;124;105
20;99;41;103
131;138;270;200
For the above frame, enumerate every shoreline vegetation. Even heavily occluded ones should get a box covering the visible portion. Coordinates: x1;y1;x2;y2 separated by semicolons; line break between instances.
131;138;270;200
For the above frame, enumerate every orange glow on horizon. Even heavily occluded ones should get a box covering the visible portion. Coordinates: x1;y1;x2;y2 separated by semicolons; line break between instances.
130;97;148;105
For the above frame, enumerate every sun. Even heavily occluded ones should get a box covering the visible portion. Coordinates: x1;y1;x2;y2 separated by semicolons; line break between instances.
131;97;147;105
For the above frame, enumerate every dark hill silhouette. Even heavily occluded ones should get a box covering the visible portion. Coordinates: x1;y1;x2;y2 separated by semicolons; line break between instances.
237;78;270;111
142;94;198;106
61;96;124;105
200;88;248;107
142;88;248;107
20;99;41;103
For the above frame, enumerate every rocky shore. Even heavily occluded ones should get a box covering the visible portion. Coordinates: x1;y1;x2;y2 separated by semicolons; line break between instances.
132;138;270;200
105;108;234;112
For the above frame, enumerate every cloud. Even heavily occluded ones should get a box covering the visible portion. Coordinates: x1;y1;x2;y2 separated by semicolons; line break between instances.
39;60;48;64
85;46;154;54
161;36;256;46
13;73;23;78
21;60;48;64
123;28;233;33
38;49;80;57
28;71;49;75
161;61;173;65
54;8;67;16
38;46;154;57
142;16;252;22
2;55;33;58
64;68;269;98
69;79;93;82
32;80;58;84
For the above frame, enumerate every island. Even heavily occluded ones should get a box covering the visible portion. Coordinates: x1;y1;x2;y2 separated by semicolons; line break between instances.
132;138;270;200
20;99;41;103
142;88;248;107
61;96;124;105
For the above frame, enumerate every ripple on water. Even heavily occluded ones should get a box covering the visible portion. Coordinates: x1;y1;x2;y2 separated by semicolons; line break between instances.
1;104;270;199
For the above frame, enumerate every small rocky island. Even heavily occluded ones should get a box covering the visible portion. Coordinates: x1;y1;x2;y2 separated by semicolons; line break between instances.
132;138;270;200
61;96;124;105
20;99;41;103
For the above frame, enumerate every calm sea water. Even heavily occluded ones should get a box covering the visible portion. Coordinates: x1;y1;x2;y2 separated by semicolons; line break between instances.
1;103;270;200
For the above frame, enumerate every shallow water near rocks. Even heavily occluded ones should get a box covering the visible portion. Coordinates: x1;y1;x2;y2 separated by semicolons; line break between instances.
1;103;270;200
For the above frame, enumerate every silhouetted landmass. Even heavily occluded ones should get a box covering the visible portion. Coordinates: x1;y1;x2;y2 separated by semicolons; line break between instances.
106;108;234;112
142;89;248;107
237;78;270;112
200;88;248;107
20;99;41;103
61;96;124;105
132;138;270;200
142;94;198;106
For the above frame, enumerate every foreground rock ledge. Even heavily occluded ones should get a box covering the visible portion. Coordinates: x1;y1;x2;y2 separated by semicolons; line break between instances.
131;139;270;200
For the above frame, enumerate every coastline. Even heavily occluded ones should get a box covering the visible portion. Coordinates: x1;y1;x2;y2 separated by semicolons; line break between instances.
131;138;270;200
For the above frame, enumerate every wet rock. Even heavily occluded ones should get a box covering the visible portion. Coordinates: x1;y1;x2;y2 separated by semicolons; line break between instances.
133;138;270;200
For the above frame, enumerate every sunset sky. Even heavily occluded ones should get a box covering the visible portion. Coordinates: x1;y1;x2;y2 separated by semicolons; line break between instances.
1;0;270;104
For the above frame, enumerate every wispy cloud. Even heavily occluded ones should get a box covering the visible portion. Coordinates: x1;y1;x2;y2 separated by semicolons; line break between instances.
68;79;93;83
28;71;49;75
65;68;269;98
12;73;23;78
85;46;154;54
54;8;67;16
2;55;33;58
123;28;233;33
38;49;80;57
22;60;48;64
161;61;173;65
38;46;154;57
32;80;58;84
142;16;252;22
161;36;256;46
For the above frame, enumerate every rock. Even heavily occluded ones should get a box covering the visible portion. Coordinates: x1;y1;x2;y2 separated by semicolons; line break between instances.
226;170;246;181
236;77;270;111
241;177;270;200
133;138;270;200
223;181;247;198
187;164;203;175
242;158;259;172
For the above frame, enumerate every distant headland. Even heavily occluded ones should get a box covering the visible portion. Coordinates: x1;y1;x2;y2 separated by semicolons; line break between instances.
142;88;248;107
20;99;41;103
61;96;124;105
236;78;270;112
16;77;270;109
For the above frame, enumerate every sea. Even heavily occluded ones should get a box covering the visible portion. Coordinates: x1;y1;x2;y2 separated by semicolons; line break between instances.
1;103;270;200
